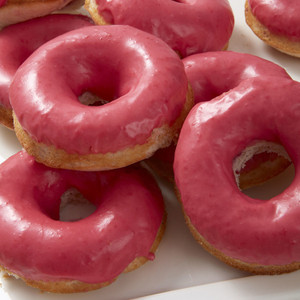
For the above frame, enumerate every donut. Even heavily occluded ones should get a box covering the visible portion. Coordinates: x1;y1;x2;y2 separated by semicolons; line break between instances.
10;25;193;171
0;0;75;27
0;150;165;293
174;74;300;274
0;14;93;130
245;0;300;57
147;51;292;186
84;0;234;57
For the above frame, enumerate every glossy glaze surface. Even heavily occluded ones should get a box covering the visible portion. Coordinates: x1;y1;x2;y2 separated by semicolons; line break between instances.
90;0;234;57
0;0;6;8
174;77;300;265
152;51;291;168
248;0;300;39
10;25;188;154
0;150;164;283
183;51;291;103
0;14;93;110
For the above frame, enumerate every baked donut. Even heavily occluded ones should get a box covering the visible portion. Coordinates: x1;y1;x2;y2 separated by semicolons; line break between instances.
84;0;234;57
0;0;75;27
0;150;165;293
245;0;300;57
10;25;193;171
0;14;93;130
174;75;300;274
147;51;292;185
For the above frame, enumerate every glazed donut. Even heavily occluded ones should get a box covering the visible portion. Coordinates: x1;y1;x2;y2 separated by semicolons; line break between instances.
245;0;300;57
84;0;234;57
0;150;165;293
174;74;300;274
147;51;292;186
0;14;93;129
10;25;193;171
0;0;75;27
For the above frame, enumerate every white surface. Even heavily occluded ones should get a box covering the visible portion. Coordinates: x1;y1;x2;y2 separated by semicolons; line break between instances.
0;0;300;299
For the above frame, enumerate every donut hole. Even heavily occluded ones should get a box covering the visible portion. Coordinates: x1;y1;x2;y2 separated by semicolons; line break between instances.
59;187;97;222
233;141;295;200
78;91;110;106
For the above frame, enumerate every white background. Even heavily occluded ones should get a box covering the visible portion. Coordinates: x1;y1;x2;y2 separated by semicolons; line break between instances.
0;0;299;299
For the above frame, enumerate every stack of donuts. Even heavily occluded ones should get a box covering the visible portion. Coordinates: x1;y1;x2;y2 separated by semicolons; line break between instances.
0;0;300;296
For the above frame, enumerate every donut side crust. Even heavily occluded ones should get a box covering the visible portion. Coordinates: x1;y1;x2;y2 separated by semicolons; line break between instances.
245;0;300;58
0;105;13;130
85;0;109;25
175;187;300;275
238;155;291;190
0;0;74;27
0;213;166;293
13;85;194;171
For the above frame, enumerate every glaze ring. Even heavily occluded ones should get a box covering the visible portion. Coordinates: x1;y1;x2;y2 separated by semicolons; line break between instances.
174;77;300;274
0;151;165;293
10;25;193;171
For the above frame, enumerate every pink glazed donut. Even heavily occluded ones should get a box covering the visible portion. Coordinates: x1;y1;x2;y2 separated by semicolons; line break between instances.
0;0;75;27
0;150;165;293
85;0;234;57
10;25;193;171
147;51;292;184
0;14;93;129
174;74;300;274
245;0;300;57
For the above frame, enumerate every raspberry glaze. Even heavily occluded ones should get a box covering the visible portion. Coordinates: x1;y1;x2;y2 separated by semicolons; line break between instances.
0;151;164;284
10;25;189;155
174;77;300;267
248;0;300;40
86;0;234;57
0;14;93;128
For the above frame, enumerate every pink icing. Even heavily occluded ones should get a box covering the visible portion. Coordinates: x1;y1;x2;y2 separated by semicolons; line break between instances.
10;25;188;154
92;0;234;57
0;150;164;283
249;0;300;40
0;14;93;110
0;0;6;8
151;51;291;169
174;75;300;266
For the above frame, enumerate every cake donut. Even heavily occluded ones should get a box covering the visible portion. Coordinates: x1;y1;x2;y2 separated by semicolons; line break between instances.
0;0;75;27
84;0;234;57
0;14;93;129
147;51;292;186
0;150;165;293
174;76;300;274
245;0;300;57
10;25;193;171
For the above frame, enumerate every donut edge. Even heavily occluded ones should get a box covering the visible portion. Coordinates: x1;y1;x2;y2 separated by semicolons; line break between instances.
13;85;194;171
84;0;109;25
0;105;13;130
245;0;300;58
174;187;300;275
0;0;74;28
0;213;167;293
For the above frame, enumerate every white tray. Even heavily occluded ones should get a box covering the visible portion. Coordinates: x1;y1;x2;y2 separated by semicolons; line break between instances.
0;0;300;299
